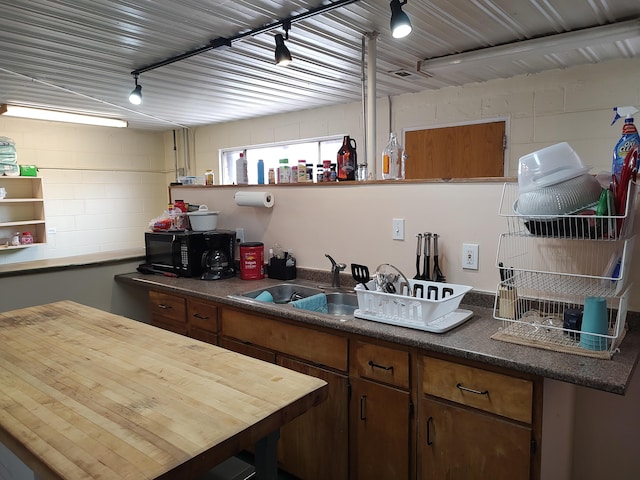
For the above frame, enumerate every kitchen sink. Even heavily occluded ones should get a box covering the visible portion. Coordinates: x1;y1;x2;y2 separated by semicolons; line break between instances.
325;292;358;316
231;283;358;316
238;283;324;304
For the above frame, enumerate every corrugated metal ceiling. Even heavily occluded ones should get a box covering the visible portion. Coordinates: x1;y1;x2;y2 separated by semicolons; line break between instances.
0;0;639;131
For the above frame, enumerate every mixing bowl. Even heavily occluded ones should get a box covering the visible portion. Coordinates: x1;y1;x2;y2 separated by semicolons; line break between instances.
515;173;603;216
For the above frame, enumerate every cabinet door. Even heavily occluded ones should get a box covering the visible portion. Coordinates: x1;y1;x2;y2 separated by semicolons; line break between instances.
188;298;219;344
350;377;411;480
277;356;349;480
420;397;531;480
149;291;187;335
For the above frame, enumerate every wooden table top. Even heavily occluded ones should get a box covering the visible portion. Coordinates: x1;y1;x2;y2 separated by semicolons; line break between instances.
0;301;327;479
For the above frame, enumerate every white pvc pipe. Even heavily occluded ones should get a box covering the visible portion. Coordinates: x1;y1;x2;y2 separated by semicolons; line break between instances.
366;32;378;179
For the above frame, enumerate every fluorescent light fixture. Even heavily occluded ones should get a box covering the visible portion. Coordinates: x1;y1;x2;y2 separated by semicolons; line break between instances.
0;104;128;128
390;0;412;39
419;18;640;71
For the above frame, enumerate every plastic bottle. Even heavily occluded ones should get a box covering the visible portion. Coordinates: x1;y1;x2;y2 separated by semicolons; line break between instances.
382;132;406;180
236;152;248;184
611;106;640;182
316;163;324;182
278;158;290;183
257;159;265;184
298;160;307;182
268;168;276;184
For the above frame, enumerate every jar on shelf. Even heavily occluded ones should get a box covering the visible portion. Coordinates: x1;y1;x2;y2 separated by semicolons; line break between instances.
11;232;20;246
20;232;34;245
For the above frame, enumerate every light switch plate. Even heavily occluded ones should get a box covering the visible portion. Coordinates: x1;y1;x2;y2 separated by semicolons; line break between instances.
392;219;405;240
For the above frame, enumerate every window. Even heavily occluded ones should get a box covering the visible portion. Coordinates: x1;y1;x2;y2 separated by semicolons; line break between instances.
220;136;344;185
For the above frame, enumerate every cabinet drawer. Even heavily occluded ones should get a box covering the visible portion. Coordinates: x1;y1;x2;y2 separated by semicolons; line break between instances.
351;340;410;389
221;308;348;371
188;299;219;333
149;291;186;324
422;356;533;423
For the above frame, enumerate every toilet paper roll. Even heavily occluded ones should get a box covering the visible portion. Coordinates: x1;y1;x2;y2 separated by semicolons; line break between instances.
234;191;274;208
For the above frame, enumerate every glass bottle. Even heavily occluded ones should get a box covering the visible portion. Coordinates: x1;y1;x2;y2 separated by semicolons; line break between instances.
382;132;405;180
204;169;214;186
337;135;357;181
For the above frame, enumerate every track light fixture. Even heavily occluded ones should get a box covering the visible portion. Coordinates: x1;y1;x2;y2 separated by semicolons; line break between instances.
275;20;293;66
390;0;412;39
128;75;142;105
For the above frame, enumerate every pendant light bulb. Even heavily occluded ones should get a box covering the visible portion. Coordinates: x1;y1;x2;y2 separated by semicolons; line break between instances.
390;0;412;39
275;21;292;66
129;76;142;105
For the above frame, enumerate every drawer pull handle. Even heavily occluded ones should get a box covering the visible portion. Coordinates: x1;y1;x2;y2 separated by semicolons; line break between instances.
456;383;488;395
426;416;433;446
368;360;394;372
193;313;209;320
360;395;367;420
158;304;172;310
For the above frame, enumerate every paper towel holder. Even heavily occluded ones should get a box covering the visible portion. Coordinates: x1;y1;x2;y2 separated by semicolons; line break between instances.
234;191;275;208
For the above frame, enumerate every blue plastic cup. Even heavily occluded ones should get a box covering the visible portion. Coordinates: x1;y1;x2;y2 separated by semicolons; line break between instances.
579;296;608;351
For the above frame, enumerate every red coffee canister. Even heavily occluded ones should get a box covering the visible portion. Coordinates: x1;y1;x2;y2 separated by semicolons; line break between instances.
239;242;264;280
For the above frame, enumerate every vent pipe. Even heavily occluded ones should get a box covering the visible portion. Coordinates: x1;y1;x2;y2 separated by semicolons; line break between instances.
365;32;378;179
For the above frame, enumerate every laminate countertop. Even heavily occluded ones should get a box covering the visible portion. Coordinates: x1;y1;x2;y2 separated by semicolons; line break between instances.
116;272;640;396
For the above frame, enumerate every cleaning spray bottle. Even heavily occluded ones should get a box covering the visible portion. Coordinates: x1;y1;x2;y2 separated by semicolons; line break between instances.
611;106;640;182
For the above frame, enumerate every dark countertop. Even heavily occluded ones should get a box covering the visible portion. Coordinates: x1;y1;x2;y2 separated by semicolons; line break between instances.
116;272;640;395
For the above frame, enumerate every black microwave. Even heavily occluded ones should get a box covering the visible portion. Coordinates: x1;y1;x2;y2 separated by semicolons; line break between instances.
144;231;207;277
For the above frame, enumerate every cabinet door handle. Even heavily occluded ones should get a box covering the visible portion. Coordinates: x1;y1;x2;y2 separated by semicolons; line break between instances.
359;395;367;420
368;360;394;372
456;383;489;395
193;313;209;320
158;304;172;310
426;416;433;446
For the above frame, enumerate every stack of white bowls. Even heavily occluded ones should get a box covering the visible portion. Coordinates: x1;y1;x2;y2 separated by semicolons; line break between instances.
515;142;602;217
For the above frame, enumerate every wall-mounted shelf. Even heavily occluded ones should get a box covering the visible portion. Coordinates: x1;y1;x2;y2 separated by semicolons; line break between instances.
0;176;47;249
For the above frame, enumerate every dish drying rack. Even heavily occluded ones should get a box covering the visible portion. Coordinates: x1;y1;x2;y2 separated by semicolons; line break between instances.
492;181;638;358
354;278;473;333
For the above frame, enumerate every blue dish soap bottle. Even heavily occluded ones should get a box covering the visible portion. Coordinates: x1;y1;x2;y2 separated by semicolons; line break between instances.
611;106;640;182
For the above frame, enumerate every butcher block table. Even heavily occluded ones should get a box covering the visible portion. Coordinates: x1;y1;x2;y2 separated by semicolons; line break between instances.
0;301;328;480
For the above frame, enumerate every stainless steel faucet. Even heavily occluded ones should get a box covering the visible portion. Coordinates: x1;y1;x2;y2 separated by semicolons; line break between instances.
325;254;346;288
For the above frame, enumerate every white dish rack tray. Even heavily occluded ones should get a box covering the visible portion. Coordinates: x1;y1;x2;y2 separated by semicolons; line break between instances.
354;279;473;333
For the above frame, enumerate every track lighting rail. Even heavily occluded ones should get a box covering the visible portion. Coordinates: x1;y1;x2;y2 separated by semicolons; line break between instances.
130;0;361;76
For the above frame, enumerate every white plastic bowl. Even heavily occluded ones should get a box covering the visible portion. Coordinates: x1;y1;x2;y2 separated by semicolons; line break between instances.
518;142;589;193
187;205;220;231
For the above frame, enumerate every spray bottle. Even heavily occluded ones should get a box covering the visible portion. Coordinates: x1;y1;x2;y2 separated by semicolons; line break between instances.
611;106;640;182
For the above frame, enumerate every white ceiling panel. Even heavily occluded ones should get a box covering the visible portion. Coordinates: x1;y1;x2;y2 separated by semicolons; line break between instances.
0;0;638;131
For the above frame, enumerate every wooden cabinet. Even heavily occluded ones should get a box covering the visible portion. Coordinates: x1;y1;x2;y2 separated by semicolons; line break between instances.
418;355;541;480
220;307;349;480
187;298;218;344
0;176;47;249
349;340;413;479
149;290;187;335
149;291;219;342
145;288;543;480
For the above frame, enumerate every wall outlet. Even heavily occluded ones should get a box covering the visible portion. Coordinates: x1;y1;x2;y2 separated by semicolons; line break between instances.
392;218;405;240
462;243;479;270
235;228;245;244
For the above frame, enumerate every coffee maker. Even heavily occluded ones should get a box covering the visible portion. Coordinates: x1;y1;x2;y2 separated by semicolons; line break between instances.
201;230;236;280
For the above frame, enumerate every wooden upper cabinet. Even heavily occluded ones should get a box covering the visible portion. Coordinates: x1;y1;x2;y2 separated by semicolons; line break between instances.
404;121;506;179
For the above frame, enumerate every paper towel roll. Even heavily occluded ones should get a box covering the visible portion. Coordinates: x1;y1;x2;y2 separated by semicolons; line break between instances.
234;191;274;208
